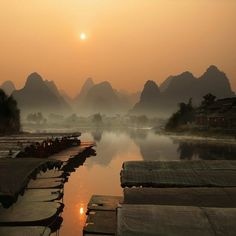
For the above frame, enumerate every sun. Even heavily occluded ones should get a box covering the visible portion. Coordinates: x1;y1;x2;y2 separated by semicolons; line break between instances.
80;32;87;41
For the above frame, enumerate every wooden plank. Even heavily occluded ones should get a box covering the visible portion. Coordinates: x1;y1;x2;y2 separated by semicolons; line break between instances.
62;147;96;173
123;160;236;171
83;211;116;235
123;187;236;207
224;188;236;202
0;226;51;236
49;147;83;161
50;142;95;162
0;202;63;226
117;205;216;236
0;158;62;207
37;170;65;179
121;169;236;187
204;207;236;236
27;178;64;189
88;195;122;211
19;189;63;202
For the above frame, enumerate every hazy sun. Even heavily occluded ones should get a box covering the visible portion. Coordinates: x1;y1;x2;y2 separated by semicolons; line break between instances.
80;32;87;41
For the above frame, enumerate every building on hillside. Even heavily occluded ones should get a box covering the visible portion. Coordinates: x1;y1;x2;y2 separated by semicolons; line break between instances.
195;97;236;130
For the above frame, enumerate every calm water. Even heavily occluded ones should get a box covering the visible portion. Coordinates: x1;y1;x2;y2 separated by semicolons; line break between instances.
56;129;236;236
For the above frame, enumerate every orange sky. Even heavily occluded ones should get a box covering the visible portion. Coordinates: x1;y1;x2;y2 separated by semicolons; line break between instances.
0;0;235;97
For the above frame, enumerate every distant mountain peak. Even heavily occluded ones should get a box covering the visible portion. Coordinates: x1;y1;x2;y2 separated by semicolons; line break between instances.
206;65;220;73
12;73;71;114
179;71;194;78
199;65;233;97
161;71;196;92
27;72;43;81
75;77;94;101
131;80;161;115
45;80;58;92
25;72;44;88
0;80;15;95
144;80;158;88
45;79;56;86
202;65;225;80
80;80;123;114
132;66;234;116
141;80;159;100
85;77;94;84
95;81;112;89
1;80;15;87
87;81;115;97
82;77;94;89
159;76;174;92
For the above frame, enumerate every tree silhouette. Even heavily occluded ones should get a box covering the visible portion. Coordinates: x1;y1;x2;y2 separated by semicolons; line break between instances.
92;113;103;125
165;98;194;131
27;112;46;124
201;93;216;107
0;89;21;134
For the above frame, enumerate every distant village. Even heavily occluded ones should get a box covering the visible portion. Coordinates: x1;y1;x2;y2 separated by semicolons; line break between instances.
165;93;236;134
195;96;236;130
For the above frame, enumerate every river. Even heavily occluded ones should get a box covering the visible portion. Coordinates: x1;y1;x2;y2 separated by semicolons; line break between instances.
56;128;236;236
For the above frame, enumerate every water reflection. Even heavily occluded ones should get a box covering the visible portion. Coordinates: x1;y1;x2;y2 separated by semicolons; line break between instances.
129;129;148;140
178;142;196;160
84;130;139;166
129;129;179;161
88;129;236;161
79;207;84;215
76;203;86;226
91;129;103;143
178;141;236;160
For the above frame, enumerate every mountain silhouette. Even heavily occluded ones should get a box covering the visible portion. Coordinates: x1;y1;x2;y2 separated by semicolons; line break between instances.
198;65;234;97
159;76;174;92
131;80;162;115
75;77;94;103
78;81;124;114
44;80;71;110
9;65;233;117
162;71;199;103
74;78;137;114
12;73;71;114
162;66;234;105
132;66;235;116
0;81;16;95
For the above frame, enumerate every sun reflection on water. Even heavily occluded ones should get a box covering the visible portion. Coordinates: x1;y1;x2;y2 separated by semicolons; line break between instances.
76;203;86;226
79;207;84;215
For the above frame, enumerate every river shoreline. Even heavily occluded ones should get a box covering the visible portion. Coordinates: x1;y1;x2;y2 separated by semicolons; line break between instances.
157;130;236;144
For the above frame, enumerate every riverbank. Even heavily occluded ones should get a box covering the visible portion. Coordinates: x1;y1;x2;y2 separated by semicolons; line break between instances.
157;129;236;145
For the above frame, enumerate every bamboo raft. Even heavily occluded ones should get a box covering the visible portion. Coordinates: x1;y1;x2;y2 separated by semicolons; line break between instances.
0;133;95;236
117;204;236;236
84;160;236;236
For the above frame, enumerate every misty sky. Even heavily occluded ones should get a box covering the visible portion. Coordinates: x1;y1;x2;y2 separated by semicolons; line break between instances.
0;0;235;97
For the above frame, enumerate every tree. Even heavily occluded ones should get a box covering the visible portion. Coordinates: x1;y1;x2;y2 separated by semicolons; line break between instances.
201;93;216;107
66;113;79;123
27;112;46;124
165;98;194;131
92;113;103;125
0;89;21;134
